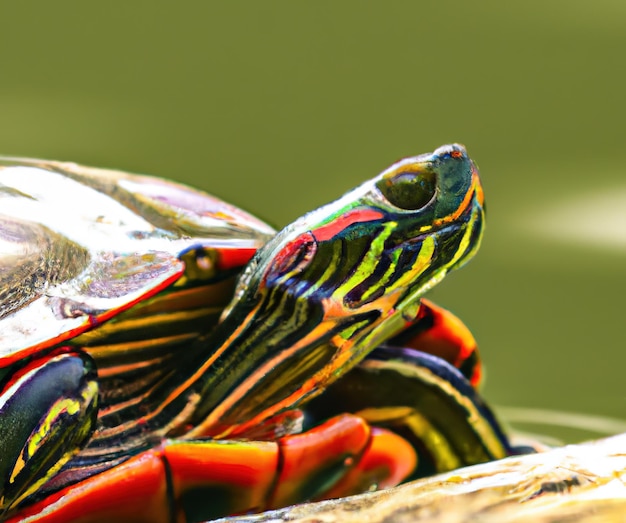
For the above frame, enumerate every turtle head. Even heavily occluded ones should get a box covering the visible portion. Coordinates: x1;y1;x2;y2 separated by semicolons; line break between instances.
254;143;484;324
195;144;485;436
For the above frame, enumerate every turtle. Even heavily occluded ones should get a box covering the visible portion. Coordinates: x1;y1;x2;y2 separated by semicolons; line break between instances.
0;144;511;523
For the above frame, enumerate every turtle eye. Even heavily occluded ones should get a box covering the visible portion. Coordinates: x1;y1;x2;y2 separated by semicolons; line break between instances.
376;169;436;210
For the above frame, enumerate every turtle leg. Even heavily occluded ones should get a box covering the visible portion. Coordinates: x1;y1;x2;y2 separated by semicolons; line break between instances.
6;414;415;523
267;414;415;509
0;350;98;515
389;298;482;386
304;345;513;482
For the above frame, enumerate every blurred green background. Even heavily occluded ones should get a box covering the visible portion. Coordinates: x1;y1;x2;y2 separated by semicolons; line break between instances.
1;1;624;442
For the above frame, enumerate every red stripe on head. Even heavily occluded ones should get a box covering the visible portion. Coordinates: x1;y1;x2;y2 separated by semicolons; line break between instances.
312;209;384;242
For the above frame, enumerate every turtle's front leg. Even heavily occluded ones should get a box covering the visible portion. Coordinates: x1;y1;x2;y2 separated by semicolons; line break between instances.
6;414;414;523
0;350;98;515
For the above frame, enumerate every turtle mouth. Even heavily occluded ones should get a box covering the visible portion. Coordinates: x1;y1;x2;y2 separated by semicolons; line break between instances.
430;163;486;271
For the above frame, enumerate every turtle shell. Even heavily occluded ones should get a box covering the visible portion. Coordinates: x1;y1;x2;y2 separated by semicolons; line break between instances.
0;158;275;366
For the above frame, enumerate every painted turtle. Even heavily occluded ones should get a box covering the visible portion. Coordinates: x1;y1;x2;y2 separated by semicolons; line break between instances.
0;145;509;522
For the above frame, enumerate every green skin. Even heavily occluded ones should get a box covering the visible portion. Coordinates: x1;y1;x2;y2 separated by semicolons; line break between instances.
0;144;485;516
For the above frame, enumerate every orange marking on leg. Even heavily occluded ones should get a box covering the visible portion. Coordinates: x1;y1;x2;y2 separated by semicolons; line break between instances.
270;414;371;508
319;426;417;500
